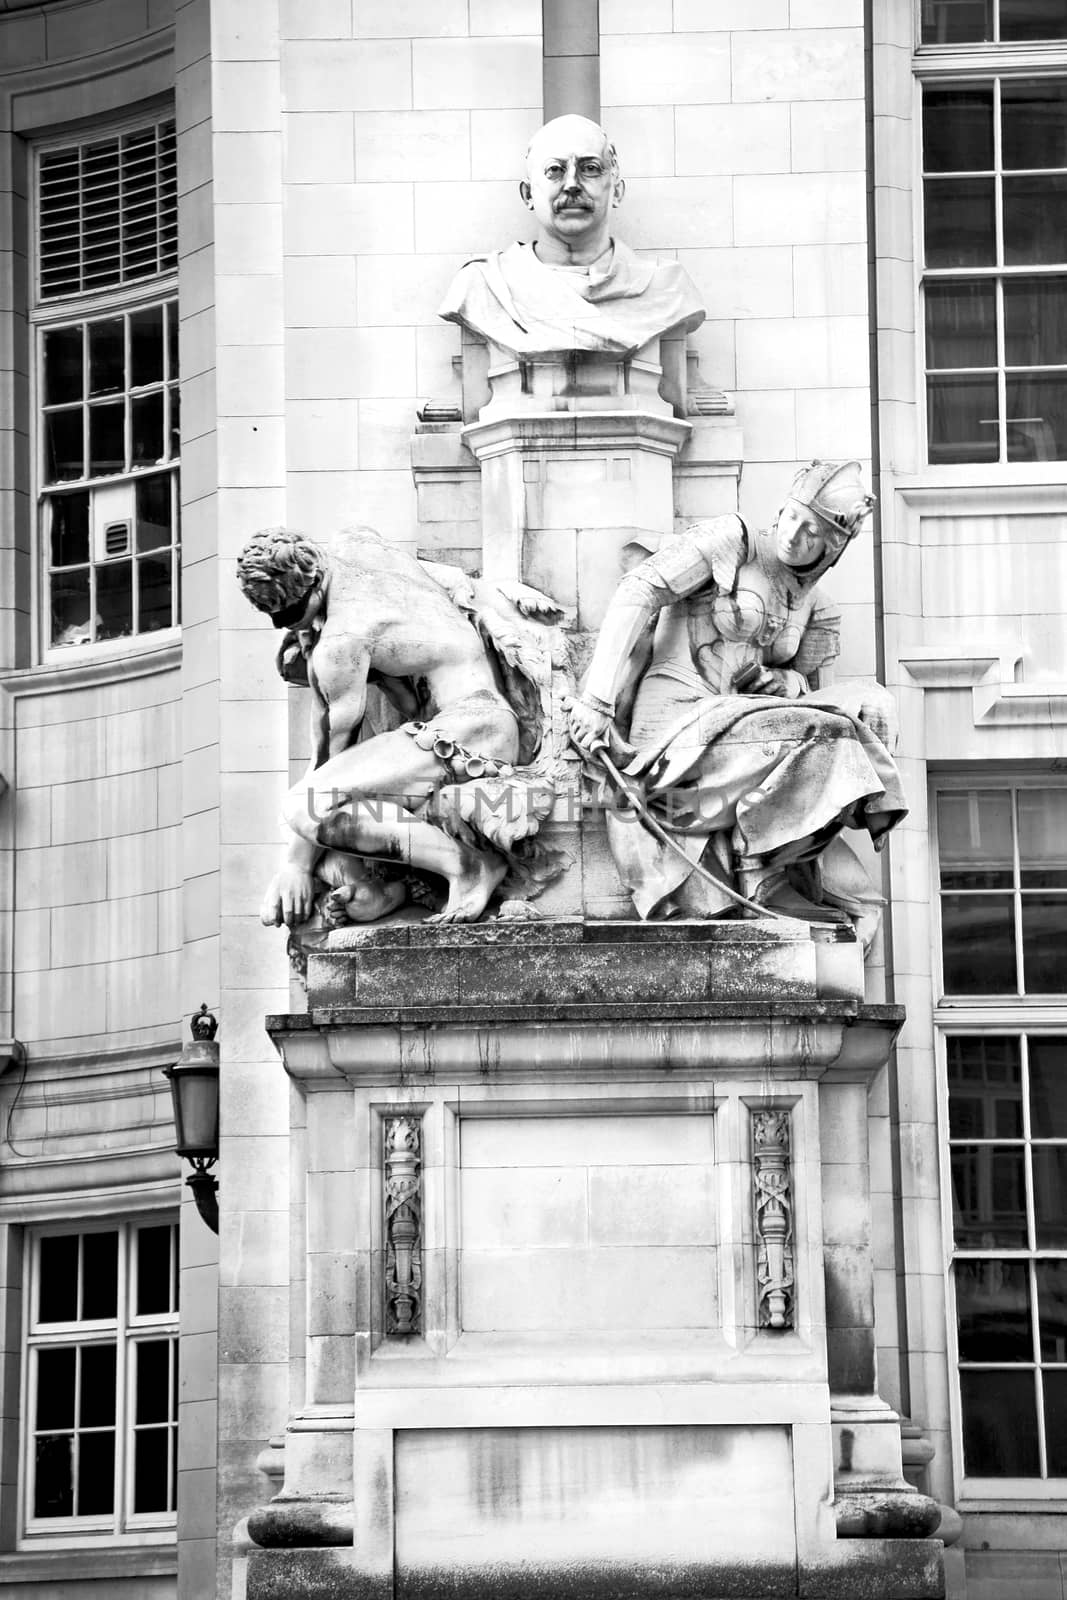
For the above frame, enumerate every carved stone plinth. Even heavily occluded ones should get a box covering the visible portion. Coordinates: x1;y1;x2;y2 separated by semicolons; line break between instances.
235;922;941;1600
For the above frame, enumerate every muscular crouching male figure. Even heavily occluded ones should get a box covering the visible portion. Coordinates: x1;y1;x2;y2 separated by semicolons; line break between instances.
237;527;531;928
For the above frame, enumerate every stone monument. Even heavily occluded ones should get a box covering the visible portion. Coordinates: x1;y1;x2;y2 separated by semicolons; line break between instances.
235;115;944;1600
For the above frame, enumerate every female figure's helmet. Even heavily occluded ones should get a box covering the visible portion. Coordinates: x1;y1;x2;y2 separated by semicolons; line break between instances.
789;459;876;554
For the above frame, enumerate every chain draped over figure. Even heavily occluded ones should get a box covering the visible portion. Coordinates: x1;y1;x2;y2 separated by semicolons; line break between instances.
236;525;568;932
567;461;908;944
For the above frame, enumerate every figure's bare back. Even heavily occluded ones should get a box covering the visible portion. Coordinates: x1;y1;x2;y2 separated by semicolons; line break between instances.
322;529;499;707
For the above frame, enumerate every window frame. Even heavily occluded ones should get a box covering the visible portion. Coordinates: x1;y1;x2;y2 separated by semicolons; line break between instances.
19;1217;179;1551
914;19;1067;474
932;773;1067;1504
29;108;180;668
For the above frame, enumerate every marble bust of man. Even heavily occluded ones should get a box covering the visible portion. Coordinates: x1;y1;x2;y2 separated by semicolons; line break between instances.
439;114;705;358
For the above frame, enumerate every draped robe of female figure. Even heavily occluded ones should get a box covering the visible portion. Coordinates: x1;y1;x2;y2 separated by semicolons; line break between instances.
599;514;907;923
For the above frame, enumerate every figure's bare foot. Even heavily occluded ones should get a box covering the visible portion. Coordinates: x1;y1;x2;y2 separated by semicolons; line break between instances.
322;886;355;928
323;879;408;927
427;848;508;924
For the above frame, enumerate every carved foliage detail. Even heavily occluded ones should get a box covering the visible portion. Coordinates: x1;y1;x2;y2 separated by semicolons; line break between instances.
384;1116;422;1336
752;1109;794;1330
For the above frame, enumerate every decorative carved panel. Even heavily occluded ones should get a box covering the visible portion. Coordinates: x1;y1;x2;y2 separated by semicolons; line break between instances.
752;1109;794;1330
384;1115;423;1336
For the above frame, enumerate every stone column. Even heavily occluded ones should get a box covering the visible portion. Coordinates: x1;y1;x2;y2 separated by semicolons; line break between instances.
821;1074;941;1539
542;0;599;123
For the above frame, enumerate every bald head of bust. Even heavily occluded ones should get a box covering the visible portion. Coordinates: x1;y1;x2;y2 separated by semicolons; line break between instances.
519;115;626;265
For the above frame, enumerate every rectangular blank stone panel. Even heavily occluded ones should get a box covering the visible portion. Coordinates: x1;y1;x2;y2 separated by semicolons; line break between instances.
395;1425;796;1598
459;1114;717;1333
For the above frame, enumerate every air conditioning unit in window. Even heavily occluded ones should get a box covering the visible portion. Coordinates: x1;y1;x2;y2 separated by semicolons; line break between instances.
91;481;135;561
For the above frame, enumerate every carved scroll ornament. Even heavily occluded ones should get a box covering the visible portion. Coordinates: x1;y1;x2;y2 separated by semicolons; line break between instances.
384;1116;422;1336
752;1109;795;1330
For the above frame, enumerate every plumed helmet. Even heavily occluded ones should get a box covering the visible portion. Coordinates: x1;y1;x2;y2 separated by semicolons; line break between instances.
788;459;875;548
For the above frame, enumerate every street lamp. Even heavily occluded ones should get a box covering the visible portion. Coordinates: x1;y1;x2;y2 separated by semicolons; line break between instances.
163;1004;220;1233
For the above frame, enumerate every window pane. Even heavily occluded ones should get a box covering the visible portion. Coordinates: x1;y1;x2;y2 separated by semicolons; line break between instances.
1004;175;1067;266
924;178;996;267
44;326;83;405
136;1224;174;1314
81;1230;118;1320
50;568;92;648
928;374;1000;463
88;317;124;396
169;385;180;460
166;300;178;381
937;790;1013;888
131;392;164;466
961;1368;1040;1475
925;279;996;369
1001;0;1067;40
129;304;164;387
80;1343;117;1426
1020;894;1067;991
77;1429;115;1516
1036;1145;1067;1241
947;1036;1023;1138
1002;80;1067;169
135;1339;171;1424
923;86;994;172
36;1347;76;1428
1004;277;1067;369
941;893;1017;993
951;1146;1028;1247
1033;1151;1067;1247
1019;791;1067;887
136;474;172;552
50;492;91;568
38;1234;79;1322
1029;1037;1067;1138
34;1435;73;1517
1006;376;1067;464
133;1427;170;1513
1043;1370;1067;1475
138;554;173;633
45;408;84;482
956;1257;1033;1359
96;560;133;641
1037;1260;1067;1361
88;401;125;477
921;0;992;42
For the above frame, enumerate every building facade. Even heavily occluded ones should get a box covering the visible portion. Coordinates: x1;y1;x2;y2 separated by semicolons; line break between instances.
0;1;1063;1596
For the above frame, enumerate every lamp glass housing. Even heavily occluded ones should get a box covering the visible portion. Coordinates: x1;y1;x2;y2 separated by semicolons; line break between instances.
165;1049;219;1161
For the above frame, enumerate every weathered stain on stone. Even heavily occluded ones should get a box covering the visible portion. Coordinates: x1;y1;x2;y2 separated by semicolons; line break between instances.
396;1556;798;1599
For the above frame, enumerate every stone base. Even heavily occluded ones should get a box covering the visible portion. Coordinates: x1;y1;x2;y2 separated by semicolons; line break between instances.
247;1496;354;1548
313;915;865;1010
244;1540;943;1600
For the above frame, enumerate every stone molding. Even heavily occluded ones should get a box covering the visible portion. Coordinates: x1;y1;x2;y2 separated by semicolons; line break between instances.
463;409;693;463
0;640;180;701
900;646;1067;727
272;1008;902;1088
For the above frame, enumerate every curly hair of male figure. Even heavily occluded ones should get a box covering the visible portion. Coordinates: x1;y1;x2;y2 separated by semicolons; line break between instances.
236;527;325;614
